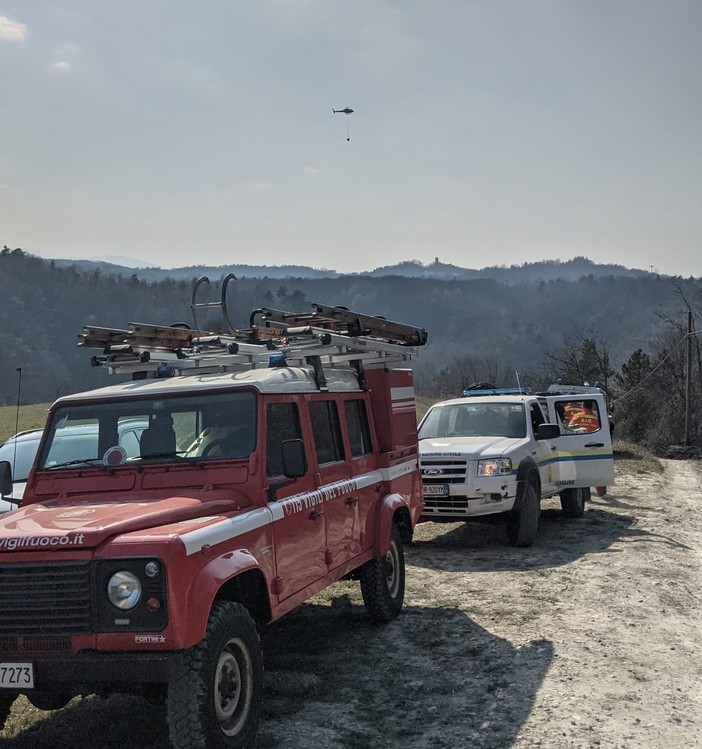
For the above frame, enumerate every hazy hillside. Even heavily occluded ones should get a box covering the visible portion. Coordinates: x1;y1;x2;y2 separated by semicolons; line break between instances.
46;255;658;284
50;259;341;282
366;256;652;282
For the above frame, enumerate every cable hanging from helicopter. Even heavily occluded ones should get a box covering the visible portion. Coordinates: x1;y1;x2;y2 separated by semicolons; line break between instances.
332;107;354;141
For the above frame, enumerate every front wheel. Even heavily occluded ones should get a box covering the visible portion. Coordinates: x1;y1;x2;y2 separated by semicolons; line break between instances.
359;523;405;623
560;487;586;518
167;601;263;749
506;480;539;547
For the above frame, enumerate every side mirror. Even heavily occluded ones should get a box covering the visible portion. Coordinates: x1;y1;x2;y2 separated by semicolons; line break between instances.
0;461;13;497
282;439;307;479
536;423;560;441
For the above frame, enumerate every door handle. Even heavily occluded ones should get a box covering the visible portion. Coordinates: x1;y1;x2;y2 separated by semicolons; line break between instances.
585;442;604;448
309;510;322;521
345;497;359;506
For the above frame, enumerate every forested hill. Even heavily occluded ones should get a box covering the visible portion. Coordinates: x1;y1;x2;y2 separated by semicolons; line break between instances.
49;255;652;284
1;248;699;405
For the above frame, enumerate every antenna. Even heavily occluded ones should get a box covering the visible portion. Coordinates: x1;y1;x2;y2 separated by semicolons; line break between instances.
14;367;21;433
515;370;522;390
11;368;21;501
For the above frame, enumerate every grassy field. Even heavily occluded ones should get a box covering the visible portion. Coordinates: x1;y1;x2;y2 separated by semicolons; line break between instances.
0;404;51;444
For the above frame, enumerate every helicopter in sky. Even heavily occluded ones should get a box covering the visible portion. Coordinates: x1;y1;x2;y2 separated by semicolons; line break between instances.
332;107;354;140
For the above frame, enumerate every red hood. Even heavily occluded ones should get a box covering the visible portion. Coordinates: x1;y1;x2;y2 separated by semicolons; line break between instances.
0;495;236;552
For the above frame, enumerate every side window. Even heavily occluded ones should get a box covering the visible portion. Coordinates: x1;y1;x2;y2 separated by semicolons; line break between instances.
559;399;602;434
344;399;373;457
266;402;303;477
529;404;545;435
309;400;345;465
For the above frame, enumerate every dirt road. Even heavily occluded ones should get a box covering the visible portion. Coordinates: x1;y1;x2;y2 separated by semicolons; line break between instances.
2;455;701;748
259;455;702;749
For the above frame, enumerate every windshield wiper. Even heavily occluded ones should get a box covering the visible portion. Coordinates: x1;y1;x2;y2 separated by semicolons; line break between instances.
139;451;204;467
45;458;111;471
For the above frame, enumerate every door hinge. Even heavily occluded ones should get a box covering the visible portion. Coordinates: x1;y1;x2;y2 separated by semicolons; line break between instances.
271;576;283;595
325;549;333;566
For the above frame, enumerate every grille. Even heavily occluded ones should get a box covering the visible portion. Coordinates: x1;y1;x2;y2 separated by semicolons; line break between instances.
420;458;469;484
0;563;92;635
423;497;470;515
0;636;73;655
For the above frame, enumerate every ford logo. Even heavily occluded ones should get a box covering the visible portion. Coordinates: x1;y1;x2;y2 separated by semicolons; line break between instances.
423;468;444;476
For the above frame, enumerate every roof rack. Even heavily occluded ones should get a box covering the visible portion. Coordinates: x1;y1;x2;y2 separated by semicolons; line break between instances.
461;387;532;397
543;383;605;396
79;301;428;383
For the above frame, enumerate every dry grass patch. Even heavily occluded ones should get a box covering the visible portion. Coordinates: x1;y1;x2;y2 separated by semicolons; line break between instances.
613;439;664;476
0;403;51;444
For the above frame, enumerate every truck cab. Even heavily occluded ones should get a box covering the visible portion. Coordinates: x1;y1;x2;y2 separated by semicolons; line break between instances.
418;386;614;546
0;300;426;749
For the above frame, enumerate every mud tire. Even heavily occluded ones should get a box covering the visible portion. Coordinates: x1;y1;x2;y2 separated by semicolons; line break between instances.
506;480;539;547
167;601;262;749
359;523;405;623
560;487;586;518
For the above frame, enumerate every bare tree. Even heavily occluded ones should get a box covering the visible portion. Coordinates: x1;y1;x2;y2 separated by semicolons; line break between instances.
545;329;614;390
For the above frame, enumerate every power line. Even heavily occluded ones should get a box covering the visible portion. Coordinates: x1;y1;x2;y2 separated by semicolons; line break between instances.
611;329;701;405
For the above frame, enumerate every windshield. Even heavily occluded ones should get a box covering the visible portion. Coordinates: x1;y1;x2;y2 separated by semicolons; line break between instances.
38;390;257;471
418;402;526;440
0;434;41;482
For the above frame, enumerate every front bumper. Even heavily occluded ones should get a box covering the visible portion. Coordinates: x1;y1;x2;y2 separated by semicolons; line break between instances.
1;652;180;691
421;491;517;519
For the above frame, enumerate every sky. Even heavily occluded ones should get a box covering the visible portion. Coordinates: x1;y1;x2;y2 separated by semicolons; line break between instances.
1;1;701;275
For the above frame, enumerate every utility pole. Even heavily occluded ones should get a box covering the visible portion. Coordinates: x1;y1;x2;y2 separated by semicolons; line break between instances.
684;311;692;446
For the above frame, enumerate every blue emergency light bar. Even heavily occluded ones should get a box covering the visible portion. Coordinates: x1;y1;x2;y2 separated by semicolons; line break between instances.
461;387;531;397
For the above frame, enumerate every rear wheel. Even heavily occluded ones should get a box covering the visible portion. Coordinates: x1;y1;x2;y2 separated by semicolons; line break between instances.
560;487;586;518
359;523;405;623
167;601;263;749
506;480;539;547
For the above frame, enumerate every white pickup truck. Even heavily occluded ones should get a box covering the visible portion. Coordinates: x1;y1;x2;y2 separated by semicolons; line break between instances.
417;386;614;546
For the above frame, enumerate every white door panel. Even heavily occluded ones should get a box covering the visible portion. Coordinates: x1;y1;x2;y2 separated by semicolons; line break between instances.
546;396;614;489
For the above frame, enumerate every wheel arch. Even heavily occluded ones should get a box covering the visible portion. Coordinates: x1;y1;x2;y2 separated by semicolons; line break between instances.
184;552;272;647
373;493;413;555
214;567;272;624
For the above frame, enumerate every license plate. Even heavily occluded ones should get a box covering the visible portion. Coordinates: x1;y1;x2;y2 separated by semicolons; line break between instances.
424;484;449;496
0;663;34;689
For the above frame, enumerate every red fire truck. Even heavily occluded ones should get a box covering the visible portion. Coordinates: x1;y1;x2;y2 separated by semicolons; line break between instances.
0;292;426;749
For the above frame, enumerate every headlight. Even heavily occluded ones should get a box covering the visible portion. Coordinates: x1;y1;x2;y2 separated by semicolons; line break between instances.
477;458;513;477
107;571;142;610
